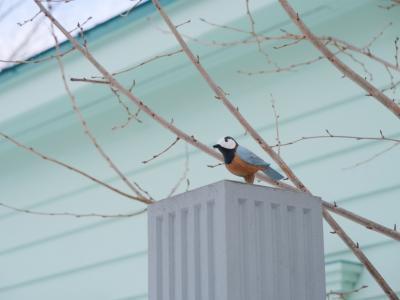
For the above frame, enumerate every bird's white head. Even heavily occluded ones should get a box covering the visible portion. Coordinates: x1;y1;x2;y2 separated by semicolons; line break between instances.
214;136;237;150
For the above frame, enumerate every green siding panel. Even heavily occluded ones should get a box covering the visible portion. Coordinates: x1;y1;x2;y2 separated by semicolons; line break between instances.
0;0;399;299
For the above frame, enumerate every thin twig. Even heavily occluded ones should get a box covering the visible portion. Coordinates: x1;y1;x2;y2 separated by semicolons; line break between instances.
384;65;397;98
193;18;400;73
17;10;41;26
132;181;154;201
342;142;400;170
7;15;46;63
0;202;147;218
167;144;190;197
326;285;368;299
270;94;281;154
381;79;400;95
273;132;400;148
364;22;392;50
92;49;183;79
338;45;374;81
70;77;110;84
238;53;326;75
142;137;180;164
110;87;142;130
112;109;142;130
273;38;303;49
245;0;277;66
175;19;191;29
199;17;250;34
68;16;92;34
0;47;75;65
327;36;400;73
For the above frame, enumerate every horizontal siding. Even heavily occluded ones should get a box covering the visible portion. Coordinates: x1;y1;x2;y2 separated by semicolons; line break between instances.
0;252;148;300
0;1;399;299
0;217;147;285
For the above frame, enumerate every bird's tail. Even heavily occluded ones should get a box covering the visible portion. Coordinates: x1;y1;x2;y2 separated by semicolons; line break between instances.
263;166;284;181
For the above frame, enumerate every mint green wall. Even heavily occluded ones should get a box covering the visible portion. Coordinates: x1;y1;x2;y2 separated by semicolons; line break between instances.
0;0;399;299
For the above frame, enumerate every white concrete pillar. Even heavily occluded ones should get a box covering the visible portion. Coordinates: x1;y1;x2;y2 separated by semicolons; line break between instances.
148;180;326;300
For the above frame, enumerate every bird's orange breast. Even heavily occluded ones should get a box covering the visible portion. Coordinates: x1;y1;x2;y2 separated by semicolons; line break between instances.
226;154;264;177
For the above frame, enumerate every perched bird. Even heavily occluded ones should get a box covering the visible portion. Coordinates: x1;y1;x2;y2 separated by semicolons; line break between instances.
213;136;284;184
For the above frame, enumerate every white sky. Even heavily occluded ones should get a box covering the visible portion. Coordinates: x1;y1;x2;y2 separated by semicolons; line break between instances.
0;0;143;70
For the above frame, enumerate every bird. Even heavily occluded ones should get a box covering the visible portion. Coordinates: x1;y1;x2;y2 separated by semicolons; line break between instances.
213;136;284;184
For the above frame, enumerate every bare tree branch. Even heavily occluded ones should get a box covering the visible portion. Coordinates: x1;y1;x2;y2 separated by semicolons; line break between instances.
33;0;400;250
323;201;399;241
0;132;149;203
339;46;374;81
323;210;399;300
34;0;291;193
199;17;249;34
0;202;147;218
0;47;75;65
326;285;368;299
273;131;400;148
109;86;143;130
152;0;400;238
238;53;327;75
151;0;400;240
50;24;150;202
151;1;400;297
93;49;183;78
167;143;189;197
245;0;277;66
70;77;110;84
17;10;41;26
142;137;180;164
7;15;46;63
152;0;310;192
367;22;392;49
327;35;400;73
196;19;400;73
278;0;400;118
155;5;302;189
270;94;281;154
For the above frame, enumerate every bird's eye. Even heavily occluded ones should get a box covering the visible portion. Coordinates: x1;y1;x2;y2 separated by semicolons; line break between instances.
224;137;228;142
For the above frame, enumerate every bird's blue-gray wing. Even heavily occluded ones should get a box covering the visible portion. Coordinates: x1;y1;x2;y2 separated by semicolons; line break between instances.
236;145;269;167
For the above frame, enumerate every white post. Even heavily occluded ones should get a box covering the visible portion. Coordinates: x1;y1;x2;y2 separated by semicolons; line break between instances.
148;180;326;300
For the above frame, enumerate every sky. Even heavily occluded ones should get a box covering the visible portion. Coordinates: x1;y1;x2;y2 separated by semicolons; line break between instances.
0;0;143;70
